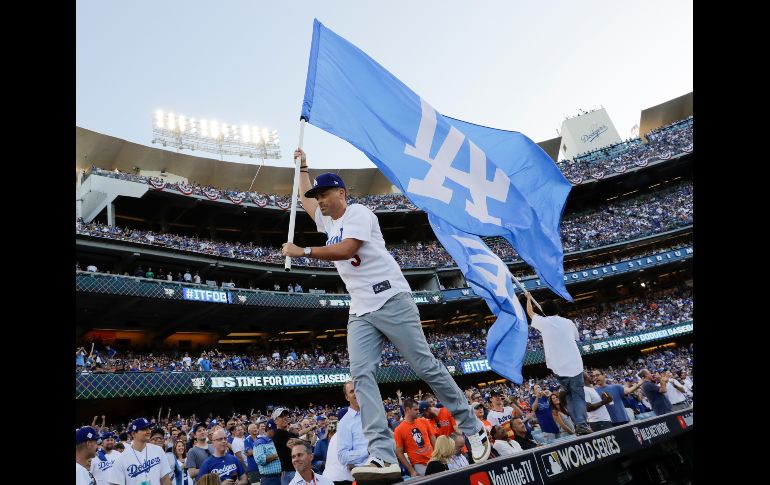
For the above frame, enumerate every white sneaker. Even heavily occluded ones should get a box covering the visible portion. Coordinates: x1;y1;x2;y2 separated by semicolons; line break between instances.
468;428;491;462
351;456;402;482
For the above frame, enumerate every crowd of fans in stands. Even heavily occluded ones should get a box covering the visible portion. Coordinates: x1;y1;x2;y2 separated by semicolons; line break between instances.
76;285;691;374
557;117;693;183
77;345;692;483
75;180;692;272
76;238;691;294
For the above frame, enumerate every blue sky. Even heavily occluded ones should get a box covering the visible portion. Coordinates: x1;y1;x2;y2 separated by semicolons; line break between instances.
76;0;692;169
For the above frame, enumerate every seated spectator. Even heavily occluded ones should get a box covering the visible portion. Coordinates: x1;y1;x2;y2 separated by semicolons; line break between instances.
425;435;454;475
549;393;575;436
490;425;522;457
447;432;470;470
510;418;539;450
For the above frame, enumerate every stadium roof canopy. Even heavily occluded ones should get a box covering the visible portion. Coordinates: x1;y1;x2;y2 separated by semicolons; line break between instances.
639;92;693;140
75;127;395;195
76;92;691;195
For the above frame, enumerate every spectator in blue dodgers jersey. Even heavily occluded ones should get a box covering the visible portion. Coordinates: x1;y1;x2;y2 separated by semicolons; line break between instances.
524;293;591;436
77;426;99;485
108;417;172;485
592;368;645;426
197;428;248;485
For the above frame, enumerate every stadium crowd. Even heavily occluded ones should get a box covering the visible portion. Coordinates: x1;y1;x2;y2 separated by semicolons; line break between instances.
76;285;691;374
75;180;692;271
76;346;692;484
557;117;693;183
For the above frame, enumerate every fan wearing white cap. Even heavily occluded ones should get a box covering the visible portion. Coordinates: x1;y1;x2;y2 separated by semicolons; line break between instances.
108;417;172;485
269;407;316;485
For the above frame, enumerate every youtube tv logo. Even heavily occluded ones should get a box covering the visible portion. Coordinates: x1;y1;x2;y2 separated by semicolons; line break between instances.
469;471;491;485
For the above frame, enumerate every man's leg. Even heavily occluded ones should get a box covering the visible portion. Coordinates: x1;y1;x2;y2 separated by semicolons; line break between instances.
347;312;394;463
556;374;588;434
567;374;589;425
373;293;478;436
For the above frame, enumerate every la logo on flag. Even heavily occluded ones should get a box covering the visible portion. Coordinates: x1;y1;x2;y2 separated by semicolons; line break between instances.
406;98;509;225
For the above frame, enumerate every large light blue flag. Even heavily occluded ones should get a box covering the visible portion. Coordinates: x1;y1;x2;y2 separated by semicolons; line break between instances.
302;19;571;300
429;214;528;384
443;117;572;274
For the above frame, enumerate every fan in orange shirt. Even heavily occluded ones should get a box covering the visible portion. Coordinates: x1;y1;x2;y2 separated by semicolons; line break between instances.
394;398;436;477
419;401;459;437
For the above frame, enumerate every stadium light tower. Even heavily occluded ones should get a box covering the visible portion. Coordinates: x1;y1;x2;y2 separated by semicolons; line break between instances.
151;110;281;160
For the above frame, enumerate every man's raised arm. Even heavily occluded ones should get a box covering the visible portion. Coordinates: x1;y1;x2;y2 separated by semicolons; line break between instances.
295;148;319;221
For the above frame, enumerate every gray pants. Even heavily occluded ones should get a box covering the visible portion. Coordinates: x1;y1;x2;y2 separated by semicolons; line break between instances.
348;292;480;464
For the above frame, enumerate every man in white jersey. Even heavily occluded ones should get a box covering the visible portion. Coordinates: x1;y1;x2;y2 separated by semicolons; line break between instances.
77;426;99;485
525;294;591;435
664;370;690;411
109;417;171;485
486;390;519;439
91;431;120;485
281;149;491;482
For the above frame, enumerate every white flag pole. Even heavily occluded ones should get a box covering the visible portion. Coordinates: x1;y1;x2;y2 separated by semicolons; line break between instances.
284;119;307;271
511;274;544;313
